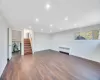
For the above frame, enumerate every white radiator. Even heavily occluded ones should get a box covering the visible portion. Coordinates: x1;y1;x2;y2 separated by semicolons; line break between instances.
59;47;70;54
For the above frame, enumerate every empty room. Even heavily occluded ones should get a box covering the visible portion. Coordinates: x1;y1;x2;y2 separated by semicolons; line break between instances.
0;0;100;80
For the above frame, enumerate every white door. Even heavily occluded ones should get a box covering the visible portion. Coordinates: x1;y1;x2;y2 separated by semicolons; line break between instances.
8;28;12;59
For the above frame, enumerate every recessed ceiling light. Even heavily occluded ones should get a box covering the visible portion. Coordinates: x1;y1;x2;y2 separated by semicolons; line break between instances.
60;28;63;30
50;30;52;32
50;24;53;28
29;26;32;28
65;16;68;20
45;3;51;10
41;29;43;32
74;24;77;26
36;18;39;22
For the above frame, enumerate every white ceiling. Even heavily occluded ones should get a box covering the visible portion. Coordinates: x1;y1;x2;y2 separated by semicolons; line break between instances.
1;0;100;33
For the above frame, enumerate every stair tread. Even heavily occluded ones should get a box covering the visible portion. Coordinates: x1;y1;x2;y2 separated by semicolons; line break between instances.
24;42;30;43
24;49;32;51
24;46;31;48
24;45;31;46
24;47;31;48
25;51;32;53
24;50;32;51
24;49;32;50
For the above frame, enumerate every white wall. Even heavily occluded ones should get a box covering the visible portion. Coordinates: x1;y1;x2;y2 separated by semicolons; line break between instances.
0;15;8;76
51;25;100;62
33;25;100;62
34;33;51;52
12;30;21;41
30;29;35;54
24;29;30;39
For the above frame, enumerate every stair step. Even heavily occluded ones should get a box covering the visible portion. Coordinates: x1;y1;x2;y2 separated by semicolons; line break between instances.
24;39;29;40
24;40;30;42
24;51;32;53
24;46;31;48
24;39;32;55
24;53;32;55
24;46;31;47
25;50;32;51
24;43;31;45
24;47;31;48
24;50;32;52
24;41;30;42
24;43;30;44
24;51;32;52
24;40;30;41
24;48;32;51
24;45;31;46
24;42;30;44
25;51;32;52
25;52;32;53
24;49;32;51
24;44;31;46
24;48;31;50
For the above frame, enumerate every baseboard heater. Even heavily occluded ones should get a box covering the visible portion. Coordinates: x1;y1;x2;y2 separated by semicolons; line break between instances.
59;47;70;55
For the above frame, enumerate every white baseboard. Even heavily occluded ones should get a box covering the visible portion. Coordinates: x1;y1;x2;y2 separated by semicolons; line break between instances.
0;60;7;78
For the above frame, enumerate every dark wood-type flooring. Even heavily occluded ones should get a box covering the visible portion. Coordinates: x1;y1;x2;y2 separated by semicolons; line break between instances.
1;50;100;80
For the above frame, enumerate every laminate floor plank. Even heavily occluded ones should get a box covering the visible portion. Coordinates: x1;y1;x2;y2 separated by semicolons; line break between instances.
1;50;100;80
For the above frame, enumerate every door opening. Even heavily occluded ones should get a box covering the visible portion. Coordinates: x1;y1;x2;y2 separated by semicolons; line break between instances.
12;30;22;57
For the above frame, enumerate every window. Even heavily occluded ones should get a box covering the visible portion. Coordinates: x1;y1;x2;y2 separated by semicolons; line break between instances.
75;30;100;40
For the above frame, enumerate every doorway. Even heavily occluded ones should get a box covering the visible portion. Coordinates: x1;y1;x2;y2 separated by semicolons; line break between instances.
8;28;24;60
12;30;22;57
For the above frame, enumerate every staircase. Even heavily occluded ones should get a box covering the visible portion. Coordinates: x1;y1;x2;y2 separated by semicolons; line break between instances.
24;39;32;55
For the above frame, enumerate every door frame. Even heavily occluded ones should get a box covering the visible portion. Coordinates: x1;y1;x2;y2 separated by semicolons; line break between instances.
8;28;12;60
8;28;24;60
